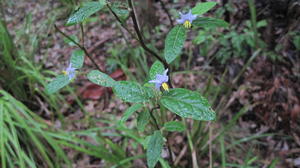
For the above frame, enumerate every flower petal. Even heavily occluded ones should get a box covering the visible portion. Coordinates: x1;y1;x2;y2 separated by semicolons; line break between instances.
177;10;198;24
149;79;160;83
163;69;168;76
177;19;185;24
68;71;76;80
155;83;161;89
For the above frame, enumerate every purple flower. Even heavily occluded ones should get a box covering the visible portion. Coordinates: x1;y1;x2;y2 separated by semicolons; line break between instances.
62;63;76;80
149;69;169;91
177;10;198;28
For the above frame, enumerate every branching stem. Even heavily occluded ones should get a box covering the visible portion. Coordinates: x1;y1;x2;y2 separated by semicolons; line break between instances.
54;24;104;72
127;0;173;88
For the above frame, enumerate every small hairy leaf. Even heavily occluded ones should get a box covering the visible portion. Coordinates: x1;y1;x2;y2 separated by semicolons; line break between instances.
71;49;84;69
119;103;143;124
46;75;70;94
193;17;229;28
147;131;164;168
137;110;150;132
160;88;216;121
149;61;164;80
66;0;106;26
113;81;154;103
87;70;116;87
163;121;185;132
164;25;187;64
192;2;217;15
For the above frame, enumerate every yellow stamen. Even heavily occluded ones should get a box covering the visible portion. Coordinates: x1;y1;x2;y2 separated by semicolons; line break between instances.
62;70;68;75
162;82;169;91
183;20;192;29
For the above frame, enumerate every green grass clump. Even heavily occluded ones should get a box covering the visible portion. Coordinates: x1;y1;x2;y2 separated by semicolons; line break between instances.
0;90;70;168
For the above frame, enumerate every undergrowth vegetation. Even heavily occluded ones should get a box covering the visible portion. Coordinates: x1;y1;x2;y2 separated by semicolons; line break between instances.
0;0;299;167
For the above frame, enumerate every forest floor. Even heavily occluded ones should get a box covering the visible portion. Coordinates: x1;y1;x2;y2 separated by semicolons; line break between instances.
3;0;300;167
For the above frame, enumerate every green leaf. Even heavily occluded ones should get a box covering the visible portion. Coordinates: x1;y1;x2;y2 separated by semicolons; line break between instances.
149;61;164;80
46;75;70;94
160;88;215;121
257;20;267;28
87;70;116;87
71;49;84;69
163;121;185;132
192;2;217;15
293;35;300;50
113;81;154;103
111;2;129;22
137;110;150;132
159;158;171;168
164;25;187;64
142;135;151;149
147;131;164;168
119;103;143;124
193;17;229;28
66;0;106;26
63;35;79;46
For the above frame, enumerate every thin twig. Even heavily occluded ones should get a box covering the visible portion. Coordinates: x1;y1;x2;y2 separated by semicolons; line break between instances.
127;0;167;67
106;3;138;40
127;0;173;88
157;0;174;26
54;24;104;72
80;23;85;47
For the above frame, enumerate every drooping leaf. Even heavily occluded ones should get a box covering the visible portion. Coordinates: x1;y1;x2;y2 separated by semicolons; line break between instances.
71;49;84;69
113;81;154;103
192;2;217;15
87;70;116;87
164;25;187;64
119;103;143;124
66;0;106;26
149;61;165;80
46;75;70;94
160;88;216;121
147;131;164;168
163;121;185;132
193;17;229;28
137;110;150;132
